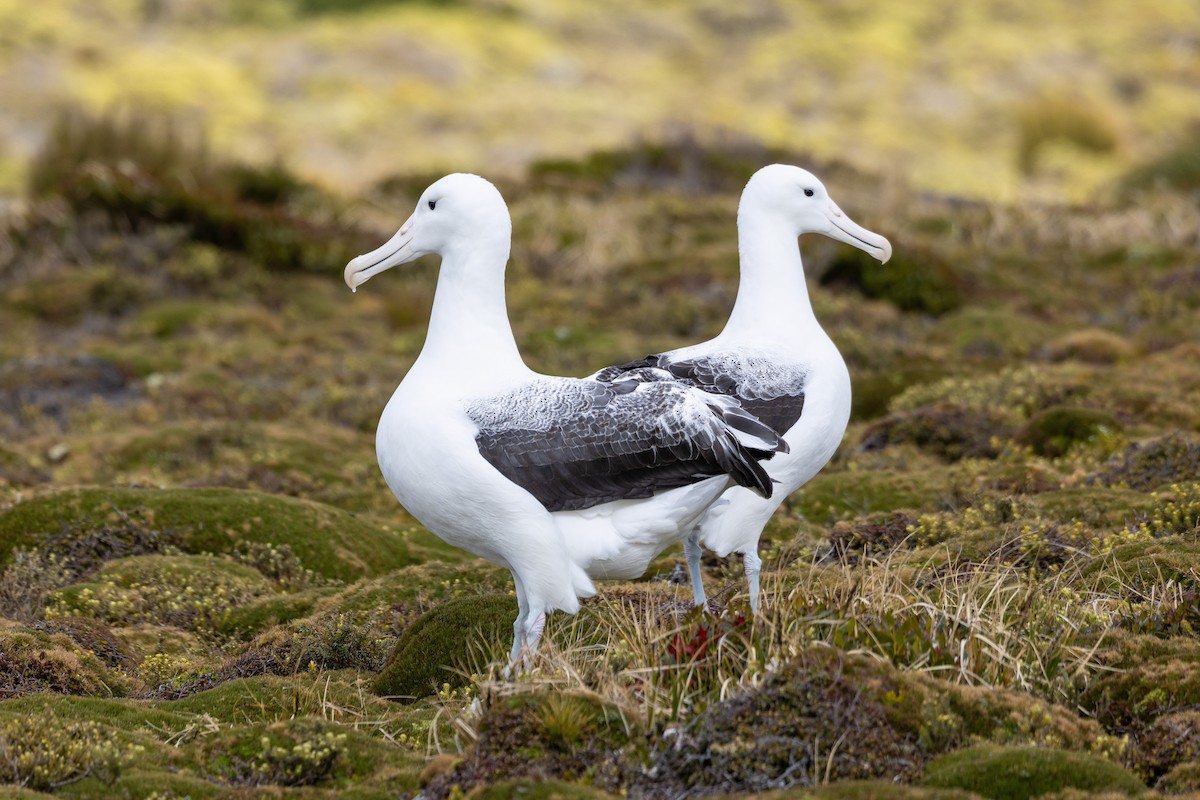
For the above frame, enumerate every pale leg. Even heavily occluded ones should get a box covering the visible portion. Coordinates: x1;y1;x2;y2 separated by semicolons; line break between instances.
521;605;547;672
684;532;707;607
505;573;529;677
743;549;762;613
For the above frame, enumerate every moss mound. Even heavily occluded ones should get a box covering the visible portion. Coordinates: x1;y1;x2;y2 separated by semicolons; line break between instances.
221;605;398;681
1081;635;1200;732
1120;133;1200;194
1089;434;1200;491
0;626;129;698
469;779;620;800
30;106;372;275
426;690;642;798
1016;406;1122;457
1157;760;1200;794
0;486;460;582
374;594;517;700
858;403;1010;461
1042;329;1133;365
921;745;1144;798
1134;710;1200;784
808;783;984;799
630;648;1118;798
820;243;963;316
0;444;48;488
48;554;272;632
640;650;926;796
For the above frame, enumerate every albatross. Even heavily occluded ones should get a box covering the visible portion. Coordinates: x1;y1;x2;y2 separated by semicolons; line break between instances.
596;164;893;612
344;173;785;666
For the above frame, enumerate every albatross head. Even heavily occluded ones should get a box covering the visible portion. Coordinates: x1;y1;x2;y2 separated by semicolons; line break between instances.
344;173;511;291
742;164;892;264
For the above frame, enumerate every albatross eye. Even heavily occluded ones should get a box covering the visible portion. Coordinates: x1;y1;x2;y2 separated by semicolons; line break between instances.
803;188;814;197
428;200;437;210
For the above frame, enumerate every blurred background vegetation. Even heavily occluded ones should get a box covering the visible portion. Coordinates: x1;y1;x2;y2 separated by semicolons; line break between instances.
2;2;1200;797
1;0;1198;203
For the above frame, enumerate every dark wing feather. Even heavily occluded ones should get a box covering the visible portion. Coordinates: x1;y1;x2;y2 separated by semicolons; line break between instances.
597;351;806;435
467;377;783;513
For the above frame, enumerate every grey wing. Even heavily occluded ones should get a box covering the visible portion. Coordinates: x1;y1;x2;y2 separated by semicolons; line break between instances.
466;377;784;513
595;352;807;435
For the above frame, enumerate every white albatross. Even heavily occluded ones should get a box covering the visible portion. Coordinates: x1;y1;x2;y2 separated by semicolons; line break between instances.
344;173;786;666
595;164;893;611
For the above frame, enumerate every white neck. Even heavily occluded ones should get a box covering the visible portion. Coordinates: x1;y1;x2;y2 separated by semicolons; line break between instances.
415;238;525;380
721;211;820;340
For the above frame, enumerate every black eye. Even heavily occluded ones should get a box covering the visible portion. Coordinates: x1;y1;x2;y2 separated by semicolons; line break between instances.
428;200;437;210
803;188;814;197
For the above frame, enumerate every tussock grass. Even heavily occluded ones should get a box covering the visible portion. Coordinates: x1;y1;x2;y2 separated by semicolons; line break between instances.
446;553;1119;733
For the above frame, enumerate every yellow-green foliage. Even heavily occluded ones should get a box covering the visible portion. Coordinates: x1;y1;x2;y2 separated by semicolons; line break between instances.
0;717;130;791
1015;93;1120;175
46;555;271;633
890;366;1085;423
135;653;212;694
1134;483;1200;538
250;729;346;787
0;549;72;622
1;0;1196;202
203;720;348;787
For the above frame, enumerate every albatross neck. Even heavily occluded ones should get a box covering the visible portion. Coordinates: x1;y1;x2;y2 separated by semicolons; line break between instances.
722;212;820;340
419;240;524;375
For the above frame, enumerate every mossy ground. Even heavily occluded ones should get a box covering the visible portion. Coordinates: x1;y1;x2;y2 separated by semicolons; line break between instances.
2;91;1200;798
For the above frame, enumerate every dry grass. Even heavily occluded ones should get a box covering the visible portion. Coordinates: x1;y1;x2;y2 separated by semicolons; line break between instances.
433;552;1123;738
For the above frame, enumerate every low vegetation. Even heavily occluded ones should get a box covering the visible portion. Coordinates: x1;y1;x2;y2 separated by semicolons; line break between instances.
2;108;1199;798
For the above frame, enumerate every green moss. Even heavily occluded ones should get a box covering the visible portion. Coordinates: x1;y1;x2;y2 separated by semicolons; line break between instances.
328;560;512;618
821;244;963;316
858;404;1011;461
805;783;984;799
1016;406;1122;458
102;421;384;511
921;745;1143;798
795;468;954;521
930;309;1060;362
1120;134;1200;194
374;594;517;700
469;778;621;800
1082;535;1200;591
1027;487;1154;531
216;586;340;639
0;487;462;582
1043;329;1133;365
60;768;226;799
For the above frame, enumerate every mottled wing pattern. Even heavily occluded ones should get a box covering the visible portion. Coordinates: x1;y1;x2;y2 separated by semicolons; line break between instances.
466;376;782;513
595;351;806;435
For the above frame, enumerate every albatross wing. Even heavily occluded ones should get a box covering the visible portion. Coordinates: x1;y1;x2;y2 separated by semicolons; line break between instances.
595;351;807;436
466;375;784;512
